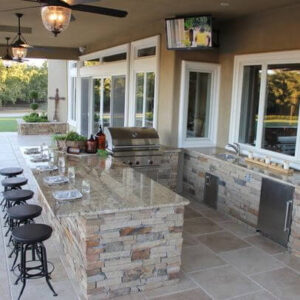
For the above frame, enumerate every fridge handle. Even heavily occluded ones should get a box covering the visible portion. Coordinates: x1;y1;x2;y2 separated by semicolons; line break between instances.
284;200;293;232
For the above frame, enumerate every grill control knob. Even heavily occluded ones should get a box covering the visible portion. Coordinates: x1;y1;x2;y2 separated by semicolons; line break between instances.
148;160;153;165
136;161;140;165
128;161;133;166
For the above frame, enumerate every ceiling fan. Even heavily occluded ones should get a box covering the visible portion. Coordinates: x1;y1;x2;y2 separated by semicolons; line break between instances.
0;0;128;36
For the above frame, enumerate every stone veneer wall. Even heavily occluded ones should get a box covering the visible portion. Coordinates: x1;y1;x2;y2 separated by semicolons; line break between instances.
17;119;68;135
38;190;184;299
182;149;300;256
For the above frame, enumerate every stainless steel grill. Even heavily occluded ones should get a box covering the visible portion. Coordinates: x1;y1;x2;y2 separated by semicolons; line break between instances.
104;127;162;167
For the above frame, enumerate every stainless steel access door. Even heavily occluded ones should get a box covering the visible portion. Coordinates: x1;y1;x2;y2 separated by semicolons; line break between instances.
257;178;294;247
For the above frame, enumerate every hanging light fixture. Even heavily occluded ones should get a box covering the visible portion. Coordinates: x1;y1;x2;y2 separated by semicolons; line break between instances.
41;4;72;37
11;13;31;61
1;37;14;69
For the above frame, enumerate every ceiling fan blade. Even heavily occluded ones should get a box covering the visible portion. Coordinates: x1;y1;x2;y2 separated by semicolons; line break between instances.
71;5;128;17
62;0;101;5
0;5;42;13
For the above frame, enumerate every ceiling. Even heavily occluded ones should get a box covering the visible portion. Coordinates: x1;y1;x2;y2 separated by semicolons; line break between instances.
0;0;299;50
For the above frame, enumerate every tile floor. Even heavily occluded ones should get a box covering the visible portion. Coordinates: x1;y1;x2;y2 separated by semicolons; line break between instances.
1;133;300;300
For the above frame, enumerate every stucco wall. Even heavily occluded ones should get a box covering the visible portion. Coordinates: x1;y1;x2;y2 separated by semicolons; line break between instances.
47;60;69;123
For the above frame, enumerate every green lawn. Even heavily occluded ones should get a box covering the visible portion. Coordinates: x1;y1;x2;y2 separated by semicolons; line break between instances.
0;117;18;132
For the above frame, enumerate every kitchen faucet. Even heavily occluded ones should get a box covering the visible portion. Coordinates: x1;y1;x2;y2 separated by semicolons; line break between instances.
226;143;241;156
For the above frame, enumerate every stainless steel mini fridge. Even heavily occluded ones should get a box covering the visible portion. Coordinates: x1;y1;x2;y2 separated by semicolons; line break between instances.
257;178;294;247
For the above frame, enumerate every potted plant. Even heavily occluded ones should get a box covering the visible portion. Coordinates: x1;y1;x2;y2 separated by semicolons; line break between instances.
53;131;87;152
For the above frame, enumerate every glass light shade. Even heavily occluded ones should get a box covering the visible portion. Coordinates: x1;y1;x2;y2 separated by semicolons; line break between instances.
41;6;72;36
12;46;28;60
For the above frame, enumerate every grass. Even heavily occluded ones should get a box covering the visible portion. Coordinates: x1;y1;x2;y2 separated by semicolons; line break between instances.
0;117;18;132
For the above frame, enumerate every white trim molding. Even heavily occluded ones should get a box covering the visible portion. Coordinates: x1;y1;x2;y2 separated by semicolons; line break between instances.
229;50;300;169
178;60;220;148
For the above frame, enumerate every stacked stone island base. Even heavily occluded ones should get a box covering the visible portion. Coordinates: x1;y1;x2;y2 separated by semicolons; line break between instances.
39;190;184;299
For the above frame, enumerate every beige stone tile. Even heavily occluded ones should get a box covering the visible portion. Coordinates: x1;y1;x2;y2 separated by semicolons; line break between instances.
232;290;276;300
190;265;261;300
245;235;286;255
250;267;300;299
200;209;230;223
143;272;197;298
11;279;78;300
274;252;300;273
182;231;199;247
198;231;250;253
151;288;211;300
220;247;283;275
181;244;226;272
221;220;256;238
184;206;202;219
183;217;222;235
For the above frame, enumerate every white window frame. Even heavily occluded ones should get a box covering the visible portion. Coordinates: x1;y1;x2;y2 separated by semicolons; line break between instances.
178;60;220;148
129;35;160;128
68;61;78;127
229;50;300;168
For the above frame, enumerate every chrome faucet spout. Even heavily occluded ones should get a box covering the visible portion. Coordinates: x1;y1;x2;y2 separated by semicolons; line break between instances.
226;143;240;156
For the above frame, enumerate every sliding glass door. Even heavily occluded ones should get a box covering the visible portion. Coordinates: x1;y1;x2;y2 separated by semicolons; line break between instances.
92;75;126;134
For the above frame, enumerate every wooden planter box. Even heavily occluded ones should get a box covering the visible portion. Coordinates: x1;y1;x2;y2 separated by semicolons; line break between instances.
17;119;68;135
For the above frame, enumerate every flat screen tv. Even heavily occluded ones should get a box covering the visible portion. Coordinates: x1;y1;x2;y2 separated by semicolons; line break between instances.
166;15;214;50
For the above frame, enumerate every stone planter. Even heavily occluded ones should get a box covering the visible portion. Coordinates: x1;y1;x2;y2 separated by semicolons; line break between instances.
17;119;68;135
56;140;86;152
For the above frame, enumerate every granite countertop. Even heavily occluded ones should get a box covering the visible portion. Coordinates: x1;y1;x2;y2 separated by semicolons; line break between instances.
21;147;189;217
185;147;300;187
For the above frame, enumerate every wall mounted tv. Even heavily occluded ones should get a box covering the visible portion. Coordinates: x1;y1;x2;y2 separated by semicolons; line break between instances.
166;15;216;50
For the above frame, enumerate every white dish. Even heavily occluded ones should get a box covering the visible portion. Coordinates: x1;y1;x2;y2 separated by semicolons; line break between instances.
43;175;69;186
30;155;49;163
53;189;82;201
25;148;41;155
36;165;58;172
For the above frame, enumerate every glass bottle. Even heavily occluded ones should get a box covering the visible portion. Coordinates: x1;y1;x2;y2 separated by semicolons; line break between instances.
96;125;106;150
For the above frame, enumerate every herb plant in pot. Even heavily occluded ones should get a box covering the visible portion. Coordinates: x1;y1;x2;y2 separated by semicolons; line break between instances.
54;131;87;152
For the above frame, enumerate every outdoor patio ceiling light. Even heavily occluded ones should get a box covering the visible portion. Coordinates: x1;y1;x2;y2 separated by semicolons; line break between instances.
2;37;14;69
41;5;72;36
11;13;31;61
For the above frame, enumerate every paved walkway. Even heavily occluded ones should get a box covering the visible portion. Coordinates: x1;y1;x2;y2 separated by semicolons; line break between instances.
0;133;300;300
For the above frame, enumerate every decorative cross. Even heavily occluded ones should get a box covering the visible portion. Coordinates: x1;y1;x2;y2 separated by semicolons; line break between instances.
49;88;65;122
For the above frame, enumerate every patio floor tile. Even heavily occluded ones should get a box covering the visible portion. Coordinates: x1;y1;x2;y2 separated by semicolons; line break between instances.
190;265;261;300
183;217;222;235
245;235;286;255
197;231;250;253
274;252;300;273
221;220;256;238
220;246;283;275
250;267;300;299
181;244;226;272
151;288;211;300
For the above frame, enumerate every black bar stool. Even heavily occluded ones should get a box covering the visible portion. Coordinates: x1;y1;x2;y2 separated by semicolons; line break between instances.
3;190;34;238
0;167;24;207
12;223;57;300
0;167;23;178
7;204;42;270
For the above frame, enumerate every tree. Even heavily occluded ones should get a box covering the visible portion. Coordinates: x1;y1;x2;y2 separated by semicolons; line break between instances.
0;60;48;107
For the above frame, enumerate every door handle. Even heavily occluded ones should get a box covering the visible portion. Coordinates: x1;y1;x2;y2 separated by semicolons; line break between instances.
205;176;211;186
284;200;293;232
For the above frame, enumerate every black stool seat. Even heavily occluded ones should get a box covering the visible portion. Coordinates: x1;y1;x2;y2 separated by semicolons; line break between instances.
3;189;34;202
0;167;23;177
8;204;42;221
12;223;52;244
1;177;28;188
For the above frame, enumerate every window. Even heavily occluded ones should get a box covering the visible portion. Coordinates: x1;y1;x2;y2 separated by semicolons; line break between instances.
70;77;77;122
129;36;159;128
230;51;300;166
135;72;155;127
92;76;126;132
178;61;220;147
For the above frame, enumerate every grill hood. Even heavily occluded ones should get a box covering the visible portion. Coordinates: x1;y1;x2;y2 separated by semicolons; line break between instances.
104;127;160;153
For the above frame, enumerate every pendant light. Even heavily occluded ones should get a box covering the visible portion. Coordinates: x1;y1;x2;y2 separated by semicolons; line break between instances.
2;37;14;69
41;4;72;36
11;13;31;61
